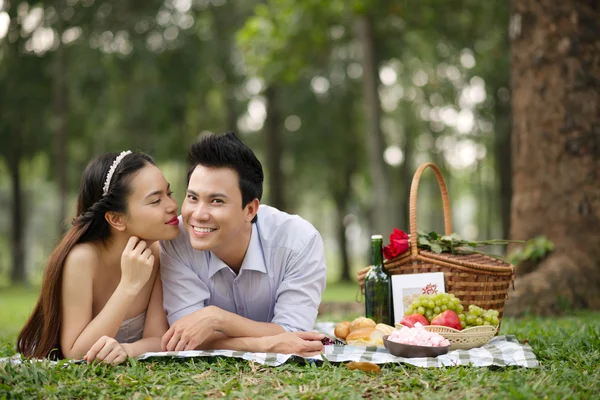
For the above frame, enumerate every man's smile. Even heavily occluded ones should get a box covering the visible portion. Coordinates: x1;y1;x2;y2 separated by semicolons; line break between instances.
191;225;218;236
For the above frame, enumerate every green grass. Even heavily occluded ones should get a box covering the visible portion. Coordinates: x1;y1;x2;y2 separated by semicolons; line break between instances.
1;286;599;399
0;286;39;340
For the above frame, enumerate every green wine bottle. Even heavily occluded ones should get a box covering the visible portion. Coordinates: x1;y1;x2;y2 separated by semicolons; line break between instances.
364;235;394;325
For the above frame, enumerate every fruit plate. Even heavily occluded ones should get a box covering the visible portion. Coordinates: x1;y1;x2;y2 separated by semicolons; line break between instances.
383;335;450;358
422;325;499;350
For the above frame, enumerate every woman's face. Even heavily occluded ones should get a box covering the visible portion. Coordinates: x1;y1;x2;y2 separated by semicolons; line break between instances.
123;164;180;241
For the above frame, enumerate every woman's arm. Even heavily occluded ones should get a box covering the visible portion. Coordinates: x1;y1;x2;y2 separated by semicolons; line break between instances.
121;244;169;357
60;238;154;359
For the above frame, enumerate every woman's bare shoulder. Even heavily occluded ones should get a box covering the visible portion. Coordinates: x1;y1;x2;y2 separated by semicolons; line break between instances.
63;243;101;280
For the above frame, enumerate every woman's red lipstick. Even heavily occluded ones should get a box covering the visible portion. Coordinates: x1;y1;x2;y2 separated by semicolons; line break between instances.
166;216;179;225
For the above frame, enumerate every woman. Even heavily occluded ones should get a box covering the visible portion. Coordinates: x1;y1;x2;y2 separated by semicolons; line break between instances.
17;151;179;365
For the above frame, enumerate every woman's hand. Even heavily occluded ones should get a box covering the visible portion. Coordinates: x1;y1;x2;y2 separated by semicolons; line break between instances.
84;336;131;365
120;236;154;292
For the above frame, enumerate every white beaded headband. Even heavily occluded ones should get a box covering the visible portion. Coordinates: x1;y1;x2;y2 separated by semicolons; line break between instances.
102;150;132;196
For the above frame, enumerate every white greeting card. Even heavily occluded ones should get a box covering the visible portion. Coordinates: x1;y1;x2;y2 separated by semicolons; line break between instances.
391;272;446;323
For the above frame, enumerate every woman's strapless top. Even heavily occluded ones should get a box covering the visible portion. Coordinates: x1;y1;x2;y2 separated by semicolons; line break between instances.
114;312;146;344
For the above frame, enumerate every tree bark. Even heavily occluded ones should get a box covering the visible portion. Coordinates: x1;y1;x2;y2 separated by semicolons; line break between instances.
505;0;600;315
8;148;26;284
355;14;395;236
263;86;286;210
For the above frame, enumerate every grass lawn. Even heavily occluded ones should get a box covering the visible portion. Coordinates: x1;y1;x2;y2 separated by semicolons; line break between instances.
1;285;599;399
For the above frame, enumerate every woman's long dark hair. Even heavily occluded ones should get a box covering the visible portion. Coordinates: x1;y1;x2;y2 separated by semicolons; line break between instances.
16;152;155;359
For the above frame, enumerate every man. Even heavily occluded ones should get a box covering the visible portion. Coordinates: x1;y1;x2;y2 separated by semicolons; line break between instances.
160;132;327;356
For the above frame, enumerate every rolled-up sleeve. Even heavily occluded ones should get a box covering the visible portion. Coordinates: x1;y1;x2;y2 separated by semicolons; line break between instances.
160;238;210;326
271;232;327;332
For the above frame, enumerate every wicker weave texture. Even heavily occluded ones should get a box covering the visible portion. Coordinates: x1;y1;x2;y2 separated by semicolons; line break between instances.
423;325;498;350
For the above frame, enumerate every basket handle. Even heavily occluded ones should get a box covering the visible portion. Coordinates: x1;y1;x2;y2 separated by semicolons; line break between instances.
409;163;453;256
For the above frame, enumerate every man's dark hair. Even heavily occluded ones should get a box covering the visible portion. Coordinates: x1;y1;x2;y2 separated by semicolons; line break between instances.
188;131;264;212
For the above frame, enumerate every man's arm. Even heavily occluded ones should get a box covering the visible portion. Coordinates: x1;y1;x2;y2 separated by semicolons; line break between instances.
271;232;327;332
160;237;210;325
197;330;326;356
161;305;285;351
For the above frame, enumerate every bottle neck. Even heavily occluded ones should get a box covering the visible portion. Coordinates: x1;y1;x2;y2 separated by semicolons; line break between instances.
371;239;384;270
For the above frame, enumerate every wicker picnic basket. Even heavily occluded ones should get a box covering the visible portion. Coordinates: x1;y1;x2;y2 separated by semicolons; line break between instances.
423;325;498;350
384;163;515;321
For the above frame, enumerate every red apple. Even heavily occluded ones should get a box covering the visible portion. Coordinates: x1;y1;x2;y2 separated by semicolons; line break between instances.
399;314;429;328
430;310;462;330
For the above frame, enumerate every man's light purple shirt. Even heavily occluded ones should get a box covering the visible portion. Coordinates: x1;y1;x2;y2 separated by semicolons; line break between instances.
160;205;327;332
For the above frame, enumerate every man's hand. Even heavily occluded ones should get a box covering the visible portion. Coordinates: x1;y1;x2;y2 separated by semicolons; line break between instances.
161;307;220;351
357;266;371;294
265;331;326;357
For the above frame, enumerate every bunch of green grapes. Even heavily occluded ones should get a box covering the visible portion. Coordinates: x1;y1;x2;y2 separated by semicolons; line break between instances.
463;305;500;328
405;293;464;322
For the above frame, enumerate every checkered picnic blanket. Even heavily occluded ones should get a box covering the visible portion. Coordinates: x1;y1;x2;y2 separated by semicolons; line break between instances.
1;322;539;368
135;322;539;368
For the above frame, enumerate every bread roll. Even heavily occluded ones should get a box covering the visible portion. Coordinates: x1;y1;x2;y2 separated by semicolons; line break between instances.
346;327;375;345
350;317;376;332
375;323;395;336
369;327;388;345
347;326;394;346
334;321;351;339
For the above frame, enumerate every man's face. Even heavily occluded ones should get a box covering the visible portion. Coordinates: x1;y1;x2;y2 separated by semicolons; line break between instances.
182;165;257;253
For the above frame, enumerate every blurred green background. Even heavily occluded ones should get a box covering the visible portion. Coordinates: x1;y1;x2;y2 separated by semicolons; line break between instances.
1;0;598;317
0;0;512;287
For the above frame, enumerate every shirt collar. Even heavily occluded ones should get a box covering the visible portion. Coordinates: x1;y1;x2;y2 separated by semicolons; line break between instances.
239;223;267;274
207;223;267;278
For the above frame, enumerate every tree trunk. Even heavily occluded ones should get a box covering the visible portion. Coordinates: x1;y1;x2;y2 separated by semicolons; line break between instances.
335;195;352;283
399;106;416;229
8;149;25;284
355;14;395;236
494;94;512;240
505;0;600;316
54;2;68;233
331;91;360;282
333;155;354;282
263;86;286;211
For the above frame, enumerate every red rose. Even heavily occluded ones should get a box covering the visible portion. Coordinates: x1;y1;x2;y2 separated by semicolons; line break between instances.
383;245;394;260
382;228;409;260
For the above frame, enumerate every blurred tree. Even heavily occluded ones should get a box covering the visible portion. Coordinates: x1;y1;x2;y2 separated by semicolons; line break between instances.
53;0;69;233
505;0;600;315
355;10;395;237
0;0;53;283
263;85;286;210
